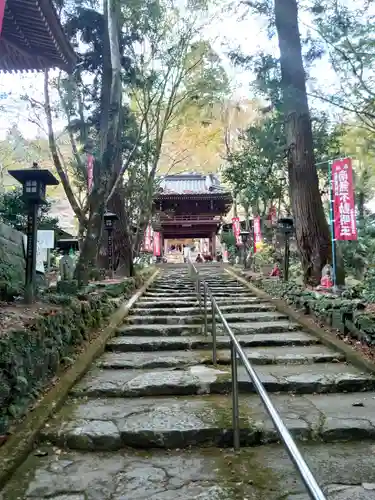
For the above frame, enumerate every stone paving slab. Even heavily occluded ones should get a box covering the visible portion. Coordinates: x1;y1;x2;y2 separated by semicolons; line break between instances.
106;332;321;352
116;324;203;336
70;363;375;398
124;312;288;326
3;442;375;499
116;320;300;336
143;291;254;297
132;303;276;315
135;297;269;307
98;345;345;369
39;392;375;450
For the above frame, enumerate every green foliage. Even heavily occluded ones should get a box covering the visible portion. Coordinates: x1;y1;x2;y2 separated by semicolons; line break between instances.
221;231;237;256
0;269;154;433
337;220;375;280
223;112;287;215
0;188;60;232
255;277;370;338
311;0;375;131
253;243;277;271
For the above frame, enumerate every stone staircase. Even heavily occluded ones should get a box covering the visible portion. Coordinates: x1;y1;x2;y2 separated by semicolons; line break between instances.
3;267;375;499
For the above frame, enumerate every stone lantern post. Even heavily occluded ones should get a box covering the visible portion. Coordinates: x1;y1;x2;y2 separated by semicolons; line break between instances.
9;163;59;303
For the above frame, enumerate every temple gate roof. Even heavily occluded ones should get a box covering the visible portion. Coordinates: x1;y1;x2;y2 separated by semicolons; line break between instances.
0;0;76;72
157;172;230;197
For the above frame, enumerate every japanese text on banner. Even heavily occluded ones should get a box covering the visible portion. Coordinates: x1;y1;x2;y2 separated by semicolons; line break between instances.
153;232;161;256
253;216;263;253
142;224;152;252
232;217;241;245
87;154;94;194
332;158;357;241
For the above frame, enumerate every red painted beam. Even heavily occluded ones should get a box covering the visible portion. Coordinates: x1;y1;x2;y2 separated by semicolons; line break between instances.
0;0;5;35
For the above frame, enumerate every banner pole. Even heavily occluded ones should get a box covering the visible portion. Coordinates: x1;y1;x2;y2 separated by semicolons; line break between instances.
328;161;337;288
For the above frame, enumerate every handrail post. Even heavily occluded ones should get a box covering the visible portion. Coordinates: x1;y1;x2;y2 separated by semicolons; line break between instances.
212;299;217;364
231;339;240;451
195;272;326;499
203;281;208;336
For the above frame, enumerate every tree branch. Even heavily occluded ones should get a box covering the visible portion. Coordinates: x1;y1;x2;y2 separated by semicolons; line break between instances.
43;69;86;226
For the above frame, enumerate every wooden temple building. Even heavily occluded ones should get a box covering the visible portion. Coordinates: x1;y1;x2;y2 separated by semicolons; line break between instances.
152;172;232;262
0;0;76;72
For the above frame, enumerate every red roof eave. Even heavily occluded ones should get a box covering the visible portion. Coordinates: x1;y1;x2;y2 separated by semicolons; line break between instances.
0;0;5;36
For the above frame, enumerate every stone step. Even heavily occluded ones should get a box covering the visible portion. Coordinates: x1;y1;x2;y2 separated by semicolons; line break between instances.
4;441;375;498
98;345;345;369
124;312;288;326
135;296;269;308
117;324;203;336
151;281;196;286
70;363;374;398
135;300;199;308
131;303;276;316
148;287;195;293
125;315;204;325
143;292;199;298
40;392;375;451
199;286;246;292
116;320;300;336
143;291;255;298
106;332;320;352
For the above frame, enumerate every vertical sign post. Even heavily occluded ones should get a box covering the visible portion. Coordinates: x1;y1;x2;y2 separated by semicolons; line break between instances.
25;204;38;302
330;157;357;287
103;211;118;279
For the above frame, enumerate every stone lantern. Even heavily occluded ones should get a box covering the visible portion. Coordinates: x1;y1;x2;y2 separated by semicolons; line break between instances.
9;163;59;303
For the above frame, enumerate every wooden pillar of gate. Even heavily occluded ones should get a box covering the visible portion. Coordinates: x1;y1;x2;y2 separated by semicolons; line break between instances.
211;232;216;257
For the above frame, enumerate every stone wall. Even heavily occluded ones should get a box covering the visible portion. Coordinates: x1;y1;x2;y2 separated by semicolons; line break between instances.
0;222;25;297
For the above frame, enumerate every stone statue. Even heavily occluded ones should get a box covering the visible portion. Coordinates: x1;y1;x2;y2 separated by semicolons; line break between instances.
318;264;333;290
59;254;75;281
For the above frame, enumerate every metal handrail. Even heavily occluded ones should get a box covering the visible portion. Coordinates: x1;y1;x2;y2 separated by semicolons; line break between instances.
186;258;326;500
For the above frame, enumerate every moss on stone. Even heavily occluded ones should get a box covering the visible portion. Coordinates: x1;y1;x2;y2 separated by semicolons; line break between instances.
200;447;285;499
0;269;155;435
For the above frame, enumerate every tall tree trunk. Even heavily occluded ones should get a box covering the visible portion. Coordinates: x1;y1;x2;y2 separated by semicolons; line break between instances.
233;193;238;218
274;0;332;285
244;203;250;230
75;0;122;286
75;184;106;285
109;187;134;277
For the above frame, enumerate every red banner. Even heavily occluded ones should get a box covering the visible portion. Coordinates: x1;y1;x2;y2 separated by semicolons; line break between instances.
232;217;241;245
143;224;152;252
153;232;161;256
332;158;357;241
254;216;262;253
87;154;94;194
0;0;5;36
268;206;277;225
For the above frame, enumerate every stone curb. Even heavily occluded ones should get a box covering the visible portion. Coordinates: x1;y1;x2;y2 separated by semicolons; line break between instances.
0;269;159;491
225;268;375;375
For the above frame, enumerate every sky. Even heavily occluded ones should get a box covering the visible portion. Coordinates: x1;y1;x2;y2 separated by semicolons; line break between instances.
0;1;340;141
